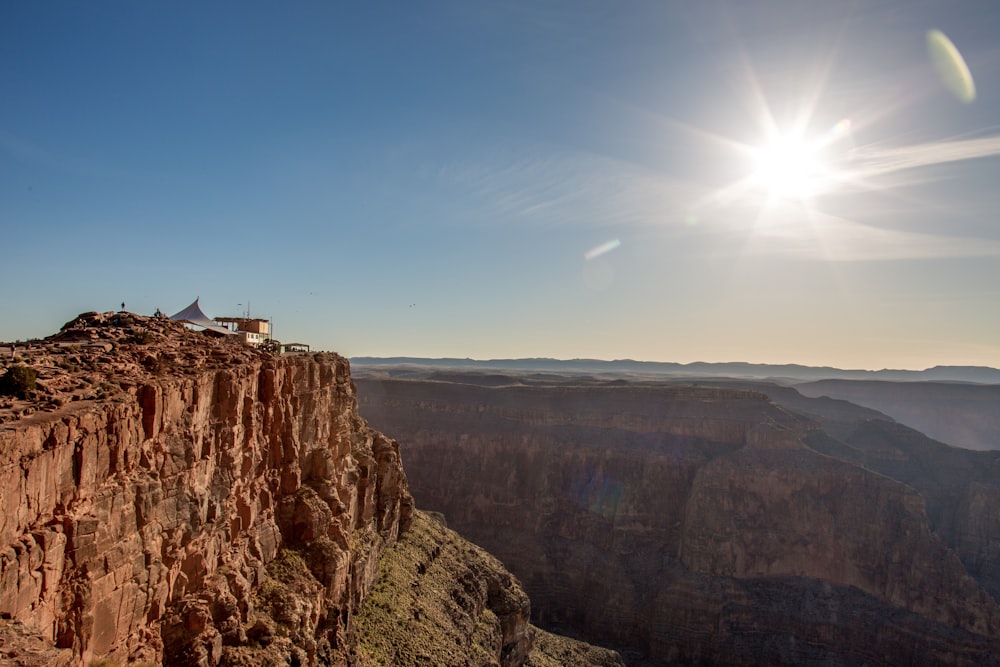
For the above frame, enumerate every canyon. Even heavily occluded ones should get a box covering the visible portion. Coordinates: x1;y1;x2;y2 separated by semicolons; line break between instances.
355;369;1000;665
796;379;1000;451
5;312;999;666
0;314;612;667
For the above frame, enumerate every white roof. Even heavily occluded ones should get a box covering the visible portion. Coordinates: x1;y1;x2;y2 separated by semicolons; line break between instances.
170;298;236;336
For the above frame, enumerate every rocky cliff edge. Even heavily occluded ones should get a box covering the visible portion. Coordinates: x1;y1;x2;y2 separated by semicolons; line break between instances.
0;312;414;666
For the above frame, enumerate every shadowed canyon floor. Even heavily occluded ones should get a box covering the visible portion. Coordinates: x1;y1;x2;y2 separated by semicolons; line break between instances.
354;367;1000;666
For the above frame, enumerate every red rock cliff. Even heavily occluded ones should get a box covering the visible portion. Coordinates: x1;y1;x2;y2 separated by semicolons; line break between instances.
0;313;413;666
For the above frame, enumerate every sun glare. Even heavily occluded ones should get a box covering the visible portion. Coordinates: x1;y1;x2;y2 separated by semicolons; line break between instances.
750;134;831;199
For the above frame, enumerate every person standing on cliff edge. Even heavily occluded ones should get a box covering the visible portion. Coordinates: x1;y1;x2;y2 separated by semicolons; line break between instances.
121;301;125;311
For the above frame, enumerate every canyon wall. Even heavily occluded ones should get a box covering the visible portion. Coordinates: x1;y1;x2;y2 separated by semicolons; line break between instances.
357;374;1000;665
0;313;413;666
797;379;1000;451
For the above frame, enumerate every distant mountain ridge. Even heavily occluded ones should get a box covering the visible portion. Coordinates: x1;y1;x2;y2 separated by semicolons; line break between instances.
350;357;1000;384
797;379;1000;451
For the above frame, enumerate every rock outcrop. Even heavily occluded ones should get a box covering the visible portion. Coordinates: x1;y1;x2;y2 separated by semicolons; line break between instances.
356;373;1000;665
351;510;624;667
0;312;413;666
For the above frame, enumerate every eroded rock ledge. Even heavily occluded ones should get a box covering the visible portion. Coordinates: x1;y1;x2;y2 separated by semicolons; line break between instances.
0;313;413;666
351;510;624;667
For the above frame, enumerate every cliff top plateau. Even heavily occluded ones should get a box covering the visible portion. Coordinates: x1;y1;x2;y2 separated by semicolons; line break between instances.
0;311;270;426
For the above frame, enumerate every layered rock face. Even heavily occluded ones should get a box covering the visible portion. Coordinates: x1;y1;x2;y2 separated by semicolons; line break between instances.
356;373;1000;665
797;379;1000;451
0;313;413;666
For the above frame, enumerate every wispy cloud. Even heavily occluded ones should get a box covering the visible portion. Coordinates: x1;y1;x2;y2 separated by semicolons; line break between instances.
427;146;709;229
849;134;1000;176
747;209;1000;261
428;141;1000;262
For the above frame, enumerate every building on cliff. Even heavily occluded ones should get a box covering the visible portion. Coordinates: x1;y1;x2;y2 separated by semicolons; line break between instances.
214;316;271;347
171;298;273;348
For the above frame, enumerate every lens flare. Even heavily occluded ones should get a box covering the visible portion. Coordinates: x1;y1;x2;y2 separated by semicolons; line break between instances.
584;238;622;260
831;118;852;141
927;29;976;103
569;468;624;519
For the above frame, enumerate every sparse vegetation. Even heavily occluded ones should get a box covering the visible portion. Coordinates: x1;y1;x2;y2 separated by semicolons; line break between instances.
350;510;623;666
264;547;311;587
127;329;156;345
0;364;37;399
352;510;531;666
253;548;322;640
525;628;626;667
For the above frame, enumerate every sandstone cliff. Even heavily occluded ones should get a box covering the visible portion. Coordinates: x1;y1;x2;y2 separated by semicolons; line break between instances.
356;373;1000;665
0;313;413;666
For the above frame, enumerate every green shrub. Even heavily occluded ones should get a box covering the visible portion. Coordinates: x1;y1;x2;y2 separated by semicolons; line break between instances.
0;365;37;399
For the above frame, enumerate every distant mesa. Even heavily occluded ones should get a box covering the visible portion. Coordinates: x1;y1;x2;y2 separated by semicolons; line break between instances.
352;357;1000;452
350;356;1000;384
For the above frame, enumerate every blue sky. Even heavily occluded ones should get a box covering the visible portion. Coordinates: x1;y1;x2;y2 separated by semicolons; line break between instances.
3;1;1000;369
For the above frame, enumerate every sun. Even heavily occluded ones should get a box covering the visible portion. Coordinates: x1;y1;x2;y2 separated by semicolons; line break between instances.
749;133;832;200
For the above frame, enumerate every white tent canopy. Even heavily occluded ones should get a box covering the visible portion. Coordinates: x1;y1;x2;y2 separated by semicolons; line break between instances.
171;298;236;336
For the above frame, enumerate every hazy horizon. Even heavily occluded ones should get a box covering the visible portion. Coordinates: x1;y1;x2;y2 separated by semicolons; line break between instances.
348;353;1000;374
4;2;1000;370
